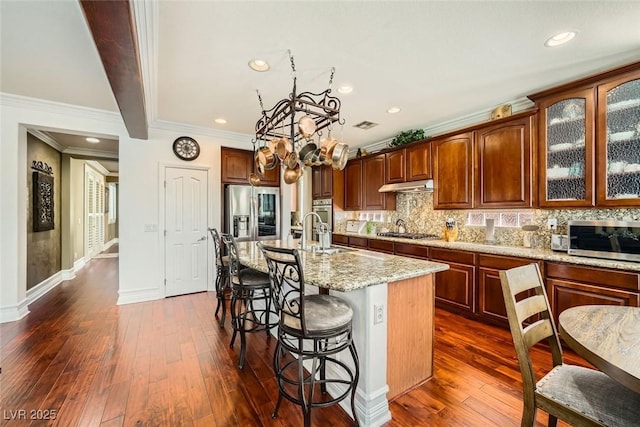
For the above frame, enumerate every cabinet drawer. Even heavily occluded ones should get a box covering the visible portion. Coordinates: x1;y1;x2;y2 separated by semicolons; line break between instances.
546;262;639;292
430;248;475;265
394;243;429;259
478;254;540;270
332;234;349;245
369;239;394;254
348;236;369;249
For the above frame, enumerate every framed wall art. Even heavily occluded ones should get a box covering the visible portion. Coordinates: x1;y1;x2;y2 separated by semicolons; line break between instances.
32;161;54;232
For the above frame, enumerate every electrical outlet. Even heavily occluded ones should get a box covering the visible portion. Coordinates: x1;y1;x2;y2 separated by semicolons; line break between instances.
374;304;384;324
547;218;557;230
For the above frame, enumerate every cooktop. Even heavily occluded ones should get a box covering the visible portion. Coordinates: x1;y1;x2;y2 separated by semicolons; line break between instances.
376;232;440;240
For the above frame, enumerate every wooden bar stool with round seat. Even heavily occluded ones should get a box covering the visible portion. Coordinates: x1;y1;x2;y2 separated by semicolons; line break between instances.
222;234;278;369
258;243;360;427
208;228;229;327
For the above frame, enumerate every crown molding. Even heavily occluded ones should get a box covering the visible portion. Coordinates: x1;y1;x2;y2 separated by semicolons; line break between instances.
0;92;122;124
152;119;253;145
131;0;158;124
64;147;119;159
361;96;534;154
86;160;110;176
27;129;65;152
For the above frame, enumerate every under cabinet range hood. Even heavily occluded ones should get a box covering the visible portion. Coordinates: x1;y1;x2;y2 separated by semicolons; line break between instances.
378;179;434;193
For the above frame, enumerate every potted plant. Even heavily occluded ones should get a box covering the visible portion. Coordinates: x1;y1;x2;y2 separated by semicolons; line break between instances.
388;129;426;147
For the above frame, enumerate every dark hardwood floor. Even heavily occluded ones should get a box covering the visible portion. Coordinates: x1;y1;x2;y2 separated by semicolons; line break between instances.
1;246;589;426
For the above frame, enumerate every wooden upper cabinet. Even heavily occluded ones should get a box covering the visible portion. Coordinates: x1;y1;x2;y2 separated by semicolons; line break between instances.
536;88;595;208
221;147;252;184
312;165;335;199
596;72;640;207
312;166;323;198
363;154;396;210
406;141;432;181
433;132;474;209
344;159;362;210
221;146;279;186
385;149;406;184
475;115;533;208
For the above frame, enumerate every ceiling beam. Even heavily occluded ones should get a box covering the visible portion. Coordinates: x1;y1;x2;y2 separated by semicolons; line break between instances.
79;0;148;139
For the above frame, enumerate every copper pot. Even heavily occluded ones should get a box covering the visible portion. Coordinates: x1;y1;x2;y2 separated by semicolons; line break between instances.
283;151;299;169
275;138;293;161
298;115;316;139
257;146;278;170
249;173;261;186
283;163;302;184
331;142;349;170
320;137;337;166
254;154;265;178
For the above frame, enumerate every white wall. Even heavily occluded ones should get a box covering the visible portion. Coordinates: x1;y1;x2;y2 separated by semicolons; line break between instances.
0;93;294;322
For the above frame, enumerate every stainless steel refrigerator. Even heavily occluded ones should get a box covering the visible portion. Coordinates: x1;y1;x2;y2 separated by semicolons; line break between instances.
225;185;280;242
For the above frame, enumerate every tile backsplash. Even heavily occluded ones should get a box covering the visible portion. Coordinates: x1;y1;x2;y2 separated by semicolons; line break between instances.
334;192;640;249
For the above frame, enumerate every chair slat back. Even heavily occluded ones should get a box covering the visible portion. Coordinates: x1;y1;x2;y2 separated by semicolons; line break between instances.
209;228;224;267
258;243;307;335
500;264;564;393
221;234;241;282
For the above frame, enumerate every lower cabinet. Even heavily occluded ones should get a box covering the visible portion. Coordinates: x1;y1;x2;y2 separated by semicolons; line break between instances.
394;242;429;259
477;254;543;328
368;239;394;254
430;248;476;314
546;262;640;324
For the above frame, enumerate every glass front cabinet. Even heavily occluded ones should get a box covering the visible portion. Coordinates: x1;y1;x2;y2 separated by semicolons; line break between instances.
596;75;640;206
538;88;595;207
533;66;640;208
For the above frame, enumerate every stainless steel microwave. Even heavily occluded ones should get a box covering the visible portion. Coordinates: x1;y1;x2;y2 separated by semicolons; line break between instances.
568;220;640;262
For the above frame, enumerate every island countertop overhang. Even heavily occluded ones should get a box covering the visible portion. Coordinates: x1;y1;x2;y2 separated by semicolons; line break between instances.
235;240;449;292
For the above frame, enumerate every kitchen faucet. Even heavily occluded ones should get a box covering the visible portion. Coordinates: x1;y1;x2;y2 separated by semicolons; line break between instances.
300;212;329;251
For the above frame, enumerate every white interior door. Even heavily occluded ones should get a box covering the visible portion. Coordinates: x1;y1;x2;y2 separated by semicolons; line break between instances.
85;166;105;258
165;167;208;297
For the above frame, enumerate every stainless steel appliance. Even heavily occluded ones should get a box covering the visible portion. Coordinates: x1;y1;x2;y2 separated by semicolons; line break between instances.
568;220;640;262
311;198;332;241
550;234;569;252
225;185;280;241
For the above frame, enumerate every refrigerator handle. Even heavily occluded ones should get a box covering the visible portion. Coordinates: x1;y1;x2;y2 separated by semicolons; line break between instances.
251;191;257;240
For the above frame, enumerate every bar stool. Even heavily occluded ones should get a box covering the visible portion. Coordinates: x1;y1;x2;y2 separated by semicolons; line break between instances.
208;228;229;327
258;243;359;427
221;235;278;369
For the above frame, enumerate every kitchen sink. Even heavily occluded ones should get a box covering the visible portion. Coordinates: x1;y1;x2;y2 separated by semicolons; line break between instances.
315;246;356;255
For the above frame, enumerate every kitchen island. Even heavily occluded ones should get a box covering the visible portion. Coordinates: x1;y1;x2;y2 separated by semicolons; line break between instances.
235;240;449;427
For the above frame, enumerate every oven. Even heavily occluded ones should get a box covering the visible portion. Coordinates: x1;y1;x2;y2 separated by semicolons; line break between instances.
312;198;333;241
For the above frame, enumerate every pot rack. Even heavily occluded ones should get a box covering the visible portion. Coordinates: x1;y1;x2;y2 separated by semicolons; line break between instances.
253;51;344;149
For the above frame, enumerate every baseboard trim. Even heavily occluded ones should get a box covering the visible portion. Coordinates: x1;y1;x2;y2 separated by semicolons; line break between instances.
73;256;87;272
117;287;163;305
0;299;29;323
104;238;119;251
27;271;63;305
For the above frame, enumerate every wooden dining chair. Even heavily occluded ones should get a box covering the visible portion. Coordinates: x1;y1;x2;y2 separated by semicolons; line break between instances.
499;263;640;427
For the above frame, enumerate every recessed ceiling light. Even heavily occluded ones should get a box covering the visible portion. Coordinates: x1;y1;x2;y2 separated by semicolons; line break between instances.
338;85;353;94
387;107;401;114
86;137;100;143
544;31;576;47
214;118;227;124
248;59;270;72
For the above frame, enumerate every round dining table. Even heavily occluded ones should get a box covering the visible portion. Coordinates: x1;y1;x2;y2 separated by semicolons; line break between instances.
559;305;640;394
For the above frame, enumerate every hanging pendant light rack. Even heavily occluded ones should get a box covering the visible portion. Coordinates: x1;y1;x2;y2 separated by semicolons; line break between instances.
251;50;349;185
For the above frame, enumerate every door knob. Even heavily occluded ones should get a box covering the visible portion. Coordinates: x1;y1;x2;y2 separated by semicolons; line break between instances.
197;236;206;241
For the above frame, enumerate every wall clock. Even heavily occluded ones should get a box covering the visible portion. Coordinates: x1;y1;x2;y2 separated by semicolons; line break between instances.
172;136;200;161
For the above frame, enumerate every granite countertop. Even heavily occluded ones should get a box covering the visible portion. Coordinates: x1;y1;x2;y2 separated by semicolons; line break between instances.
334;232;640;272
235;240;449;292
